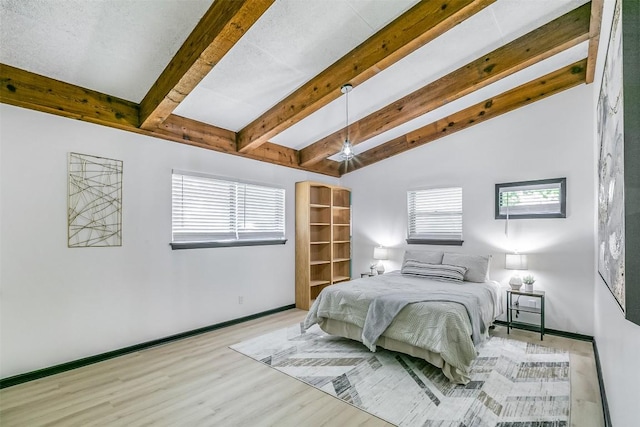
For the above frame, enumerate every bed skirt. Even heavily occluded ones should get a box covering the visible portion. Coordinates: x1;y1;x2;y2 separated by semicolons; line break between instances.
318;317;470;384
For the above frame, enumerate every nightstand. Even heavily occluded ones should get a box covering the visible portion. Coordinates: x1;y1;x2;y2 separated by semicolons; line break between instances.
361;272;375;278
506;289;545;340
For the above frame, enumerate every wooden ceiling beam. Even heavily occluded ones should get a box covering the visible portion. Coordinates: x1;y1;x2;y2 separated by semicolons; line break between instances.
586;0;604;83
236;0;496;154
299;2;591;167
139;0;275;130
152;114;237;152
304;159;343;177
0;63;139;129
0;64;340;177
153;115;341;176
344;59;588;173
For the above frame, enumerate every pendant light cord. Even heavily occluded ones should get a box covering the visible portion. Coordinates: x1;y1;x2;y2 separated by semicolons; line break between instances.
340;84;354;162
345;86;349;143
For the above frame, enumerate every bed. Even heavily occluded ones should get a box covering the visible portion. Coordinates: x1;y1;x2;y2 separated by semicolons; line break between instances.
304;251;502;384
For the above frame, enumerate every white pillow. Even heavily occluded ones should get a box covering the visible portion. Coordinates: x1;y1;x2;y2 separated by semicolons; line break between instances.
402;261;467;282
402;250;444;266
442;253;491;283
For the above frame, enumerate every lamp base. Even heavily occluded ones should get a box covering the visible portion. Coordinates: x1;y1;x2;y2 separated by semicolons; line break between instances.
376;263;385;275
509;276;523;290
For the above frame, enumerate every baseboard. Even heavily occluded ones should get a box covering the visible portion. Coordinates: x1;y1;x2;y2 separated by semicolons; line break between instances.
493;320;594;342
592;339;613;427
0;304;296;389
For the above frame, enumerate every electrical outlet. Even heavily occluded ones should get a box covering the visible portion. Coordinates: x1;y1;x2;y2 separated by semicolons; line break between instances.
238;296;244;305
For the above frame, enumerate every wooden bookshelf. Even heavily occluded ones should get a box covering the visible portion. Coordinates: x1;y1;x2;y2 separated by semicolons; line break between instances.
295;181;351;310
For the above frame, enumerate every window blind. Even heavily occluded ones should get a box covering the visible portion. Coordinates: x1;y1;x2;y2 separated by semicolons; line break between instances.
172;172;285;244
407;187;462;241
498;181;563;216
237;183;285;240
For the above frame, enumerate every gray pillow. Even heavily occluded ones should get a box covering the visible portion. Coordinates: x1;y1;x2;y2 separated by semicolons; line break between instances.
402;261;467;282
402;250;444;266
442;253;491;283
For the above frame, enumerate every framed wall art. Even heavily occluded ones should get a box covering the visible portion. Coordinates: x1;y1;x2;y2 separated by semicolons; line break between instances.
597;0;640;325
68;152;123;247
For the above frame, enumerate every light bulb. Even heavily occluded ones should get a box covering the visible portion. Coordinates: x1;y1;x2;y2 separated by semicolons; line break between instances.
340;140;354;160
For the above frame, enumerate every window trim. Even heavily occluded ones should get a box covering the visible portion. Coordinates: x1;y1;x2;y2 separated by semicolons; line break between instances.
170;170;287;250
495;177;566;220
170;239;286;250
405;238;464;246
406;186;464;246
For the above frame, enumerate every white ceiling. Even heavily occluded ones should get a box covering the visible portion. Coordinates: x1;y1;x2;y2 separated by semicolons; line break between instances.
0;0;212;102
173;0;419;131
0;0;590;163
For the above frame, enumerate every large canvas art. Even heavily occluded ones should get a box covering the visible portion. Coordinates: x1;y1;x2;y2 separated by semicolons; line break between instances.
597;0;624;312
68;152;123;247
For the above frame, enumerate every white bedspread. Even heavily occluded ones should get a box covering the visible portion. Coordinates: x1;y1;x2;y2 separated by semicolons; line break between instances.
304;271;501;382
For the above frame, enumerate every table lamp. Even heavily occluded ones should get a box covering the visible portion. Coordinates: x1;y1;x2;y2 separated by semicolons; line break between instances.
505;253;528;290
373;246;388;275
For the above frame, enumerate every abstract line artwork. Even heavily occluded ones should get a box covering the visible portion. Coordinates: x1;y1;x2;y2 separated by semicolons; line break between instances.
597;0;624;312
68;152;123;247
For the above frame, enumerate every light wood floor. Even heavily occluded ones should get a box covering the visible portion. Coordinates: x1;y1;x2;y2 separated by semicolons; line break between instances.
0;309;604;426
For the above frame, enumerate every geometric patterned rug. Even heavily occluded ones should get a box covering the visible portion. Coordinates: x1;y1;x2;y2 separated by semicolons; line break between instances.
230;323;570;427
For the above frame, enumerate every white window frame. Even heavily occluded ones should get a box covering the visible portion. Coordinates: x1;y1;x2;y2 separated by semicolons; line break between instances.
407;186;463;246
171;170;286;249
495;178;566;219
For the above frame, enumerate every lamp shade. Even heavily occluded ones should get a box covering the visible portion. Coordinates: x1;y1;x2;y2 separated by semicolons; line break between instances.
505;253;528;270
373;246;388;260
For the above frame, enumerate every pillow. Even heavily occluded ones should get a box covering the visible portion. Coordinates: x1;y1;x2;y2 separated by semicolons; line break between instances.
442;253;491;283
402;250;444;266
402;261;467;282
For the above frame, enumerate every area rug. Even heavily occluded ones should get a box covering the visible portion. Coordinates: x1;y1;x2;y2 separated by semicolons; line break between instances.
230;323;570;427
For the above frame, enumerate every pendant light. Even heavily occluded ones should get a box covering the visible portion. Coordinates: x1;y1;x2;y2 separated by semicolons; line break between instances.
339;83;354;161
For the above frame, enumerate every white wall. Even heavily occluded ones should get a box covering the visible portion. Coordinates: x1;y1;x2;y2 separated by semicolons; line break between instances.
341;84;596;335
594;281;640;426
0;104;337;378
591;1;640;425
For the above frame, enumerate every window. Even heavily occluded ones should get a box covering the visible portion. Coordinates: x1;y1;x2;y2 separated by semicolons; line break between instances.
171;171;286;249
495;178;566;219
407;187;463;245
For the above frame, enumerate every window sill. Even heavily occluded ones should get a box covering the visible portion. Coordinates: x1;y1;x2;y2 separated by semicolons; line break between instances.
406;238;464;246
495;213;566;219
171;239;287;250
